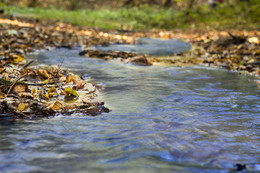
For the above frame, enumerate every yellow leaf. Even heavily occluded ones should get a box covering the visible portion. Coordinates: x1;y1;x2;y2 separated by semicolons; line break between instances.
48;92;57;97
31;88;35;96
44;79;49;84
14;55;24;62
43;93;49;99
64;88;78;97
48;86;56;94
37;90;42;96
17;103;29;112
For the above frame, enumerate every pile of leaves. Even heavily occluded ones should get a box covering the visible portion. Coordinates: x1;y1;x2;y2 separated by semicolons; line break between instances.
0;59;109;119
0;15;115;119
191;32;260;80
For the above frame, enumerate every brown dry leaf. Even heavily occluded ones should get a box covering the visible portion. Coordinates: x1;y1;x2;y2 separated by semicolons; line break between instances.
66;74;76;83
47;101;63;111
73;79;85;90
17;103;29;112
0;68;5;73
18;92;34;99
13;84;27;94
38;69;50;79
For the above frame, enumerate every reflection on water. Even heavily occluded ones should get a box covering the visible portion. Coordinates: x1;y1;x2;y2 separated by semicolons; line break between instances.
0;48;259;173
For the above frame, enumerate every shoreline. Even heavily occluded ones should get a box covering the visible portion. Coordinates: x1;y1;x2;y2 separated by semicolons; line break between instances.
0;15;259;119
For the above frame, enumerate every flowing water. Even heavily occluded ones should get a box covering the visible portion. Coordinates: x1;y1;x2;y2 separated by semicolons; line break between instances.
0;41;259;172
94;38;191;56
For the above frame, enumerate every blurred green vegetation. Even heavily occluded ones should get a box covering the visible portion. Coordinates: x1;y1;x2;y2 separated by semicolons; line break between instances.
0;0;259;31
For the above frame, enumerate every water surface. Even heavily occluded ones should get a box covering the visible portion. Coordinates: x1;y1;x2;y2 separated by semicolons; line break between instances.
0;48;259;173
94;37;191;56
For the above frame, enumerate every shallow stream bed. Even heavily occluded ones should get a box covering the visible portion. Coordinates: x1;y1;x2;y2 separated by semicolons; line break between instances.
0;45;259;172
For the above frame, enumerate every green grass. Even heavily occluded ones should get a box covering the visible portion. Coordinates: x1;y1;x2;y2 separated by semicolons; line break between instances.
1;1;259;31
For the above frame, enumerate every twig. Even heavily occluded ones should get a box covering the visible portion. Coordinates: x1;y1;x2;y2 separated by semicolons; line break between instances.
54;58;64;77
19;60;35;70
5;73;28;98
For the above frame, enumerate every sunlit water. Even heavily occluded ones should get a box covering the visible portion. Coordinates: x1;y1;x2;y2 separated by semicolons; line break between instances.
94;38;191;56
0;46;259;172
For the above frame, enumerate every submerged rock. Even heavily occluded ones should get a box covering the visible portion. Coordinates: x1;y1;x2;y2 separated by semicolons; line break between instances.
126;55;153;66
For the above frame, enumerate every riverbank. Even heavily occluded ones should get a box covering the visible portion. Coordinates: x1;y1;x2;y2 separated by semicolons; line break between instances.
0;14;259;119
0;15;111;119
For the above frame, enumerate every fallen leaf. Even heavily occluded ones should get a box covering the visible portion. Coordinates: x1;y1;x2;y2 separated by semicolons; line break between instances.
66;74;76;83
18;92;34;99
43;93;49;99
38;69;50;79
13;84;27;94
31;88;35;96
248;37;259;44
64;88;78;97
17;103;29;111
48;86;57;94
73;79;85;90
47;101;63;111
13;55;24;62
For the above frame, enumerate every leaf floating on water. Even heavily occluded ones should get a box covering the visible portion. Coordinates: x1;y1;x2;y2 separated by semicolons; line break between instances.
17;103;29;112
64;88;78;97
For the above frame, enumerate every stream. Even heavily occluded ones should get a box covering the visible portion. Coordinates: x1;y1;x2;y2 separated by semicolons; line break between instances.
0;39;259;173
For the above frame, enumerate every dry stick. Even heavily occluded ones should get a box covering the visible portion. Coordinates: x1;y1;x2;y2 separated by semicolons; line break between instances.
19;60;35;70
6;59;36;96
5;73;28;98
